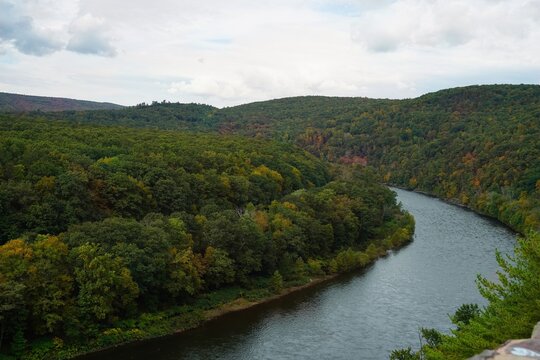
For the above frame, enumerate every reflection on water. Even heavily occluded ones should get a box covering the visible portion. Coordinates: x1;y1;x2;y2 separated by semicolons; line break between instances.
79;188;516;360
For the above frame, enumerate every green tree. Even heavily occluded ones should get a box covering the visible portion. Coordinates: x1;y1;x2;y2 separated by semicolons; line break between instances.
0;280;25;352
425;232;540;359
293;257;306;280
450;304;480;330
269;271;283;294
389;347;420;360
420;328;442;348
167;248;203;298
203;211;265;280
0;239;31;352
203;247;235;289
27;235;73;335
71;244;139;324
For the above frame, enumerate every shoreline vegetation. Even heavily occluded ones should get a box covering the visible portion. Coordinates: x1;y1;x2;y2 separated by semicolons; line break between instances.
76;273;341;359
48;221;415;360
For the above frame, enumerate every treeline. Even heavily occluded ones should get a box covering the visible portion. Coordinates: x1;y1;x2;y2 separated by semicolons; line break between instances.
390;231;540;360
27;85;540;232
0;116;413;359
28;102;217;131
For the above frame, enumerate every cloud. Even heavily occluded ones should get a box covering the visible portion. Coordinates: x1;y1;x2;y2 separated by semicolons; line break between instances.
66;14;117;57
168;77;248;100
0;0;63;56
352;0;535;53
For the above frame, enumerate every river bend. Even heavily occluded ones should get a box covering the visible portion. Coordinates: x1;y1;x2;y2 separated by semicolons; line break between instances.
80;188;516;360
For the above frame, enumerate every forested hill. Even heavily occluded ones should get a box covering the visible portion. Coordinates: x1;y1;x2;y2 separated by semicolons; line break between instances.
0;92;123;112
32;101;218;130
217;85;540;232
29;84;540;232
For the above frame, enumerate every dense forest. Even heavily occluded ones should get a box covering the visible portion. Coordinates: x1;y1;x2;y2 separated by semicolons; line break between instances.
0;117;413;359
32;85;540;232
0;93;123;113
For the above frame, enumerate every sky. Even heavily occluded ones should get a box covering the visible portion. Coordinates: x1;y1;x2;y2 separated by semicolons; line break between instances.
1;0;539;107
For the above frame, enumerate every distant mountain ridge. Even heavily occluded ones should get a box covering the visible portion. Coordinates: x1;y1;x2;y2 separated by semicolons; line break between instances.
0;92;124;112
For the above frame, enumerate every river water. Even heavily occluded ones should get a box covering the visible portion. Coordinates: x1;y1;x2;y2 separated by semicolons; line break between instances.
80;188;516;360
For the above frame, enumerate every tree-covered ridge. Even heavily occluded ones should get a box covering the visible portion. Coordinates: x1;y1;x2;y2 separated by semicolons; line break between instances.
212;85;540;232
215;96;391;138
28;85;539;232
0;93;123;112
0;115;413;359
28;101;218;131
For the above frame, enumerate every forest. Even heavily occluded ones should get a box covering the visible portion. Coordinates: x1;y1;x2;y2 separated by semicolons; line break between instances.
0;117;413;359
28;84;540;233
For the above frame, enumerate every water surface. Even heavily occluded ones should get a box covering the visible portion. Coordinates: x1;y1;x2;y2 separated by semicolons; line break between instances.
80;188;516;360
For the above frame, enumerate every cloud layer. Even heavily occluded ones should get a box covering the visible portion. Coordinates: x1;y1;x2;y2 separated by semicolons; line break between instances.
0;0;539;106
352;0;539;53
0;0;62;55
0;0;116;57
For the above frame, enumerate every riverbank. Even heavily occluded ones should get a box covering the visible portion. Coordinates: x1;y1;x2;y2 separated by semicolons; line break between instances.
387;183;524;235
68;273;342;360
201;273;337;323
49;217;412;360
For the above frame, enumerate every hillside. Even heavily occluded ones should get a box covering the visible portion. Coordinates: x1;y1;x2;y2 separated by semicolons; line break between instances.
218;85;540;232
31;84;540;232
0;92;124;112
35;101;217;130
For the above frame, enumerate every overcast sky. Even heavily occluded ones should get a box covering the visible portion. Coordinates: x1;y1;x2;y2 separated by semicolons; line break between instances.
1;0;539;107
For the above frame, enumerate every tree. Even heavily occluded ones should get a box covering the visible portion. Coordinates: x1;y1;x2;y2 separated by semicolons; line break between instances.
420;328;442;348
423;232;540;359
203;247;235;289
269;271;283;294
0;280;25;352
293;257;306;280
167;248;203;298
203;211;265;280
450;304;480;330
0;239;31;351
389;348;420;360
27;235;73;335
71;244;139;324
62;215;192;307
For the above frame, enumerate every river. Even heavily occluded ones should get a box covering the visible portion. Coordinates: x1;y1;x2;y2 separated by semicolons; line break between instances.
79;188;516;360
